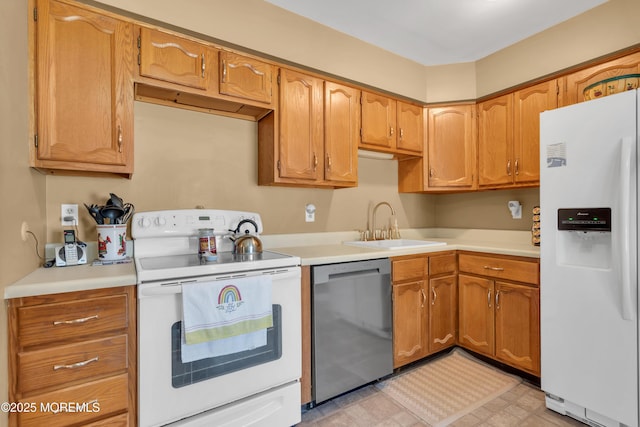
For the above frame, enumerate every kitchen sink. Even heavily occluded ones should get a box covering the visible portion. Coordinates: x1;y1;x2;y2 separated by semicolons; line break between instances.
343;239;446;250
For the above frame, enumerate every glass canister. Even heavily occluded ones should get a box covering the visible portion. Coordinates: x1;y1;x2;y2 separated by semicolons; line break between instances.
198;228;217;259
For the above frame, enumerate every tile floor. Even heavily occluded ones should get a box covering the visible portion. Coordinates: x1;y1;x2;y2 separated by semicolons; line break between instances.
298;379;586;427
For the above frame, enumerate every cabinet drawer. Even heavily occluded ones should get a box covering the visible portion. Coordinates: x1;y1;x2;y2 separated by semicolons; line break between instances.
17;295;128;347
18;335;128;394
17;373;128;427
84;412;129;426
429;253;457;275
392;256;427;282
459;253;539;285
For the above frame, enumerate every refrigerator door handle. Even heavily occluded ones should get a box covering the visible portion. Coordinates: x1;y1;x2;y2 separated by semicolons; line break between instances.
620;136;635;321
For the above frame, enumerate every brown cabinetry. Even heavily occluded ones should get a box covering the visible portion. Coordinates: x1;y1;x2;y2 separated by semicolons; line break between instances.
563;51;640;106
219;51;273;104
398;104;476;193
8;287;137;426
458;252;540;375
478;80;557;189
32;0;134;177
138;26;216;92
361;92;423;156
258;69;358;188
391;252;456;368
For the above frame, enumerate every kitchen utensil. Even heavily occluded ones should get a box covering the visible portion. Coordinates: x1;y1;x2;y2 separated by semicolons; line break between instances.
100;205;125;224
119;203;135;224
229;219;262;254
84;203;104;224
107;193;124;207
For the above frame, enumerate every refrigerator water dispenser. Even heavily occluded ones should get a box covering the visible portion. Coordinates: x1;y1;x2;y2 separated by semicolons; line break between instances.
556;208;612;269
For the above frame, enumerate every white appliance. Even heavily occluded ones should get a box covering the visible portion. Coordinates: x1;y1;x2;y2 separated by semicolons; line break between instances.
540;89;639;427
132;209;302;427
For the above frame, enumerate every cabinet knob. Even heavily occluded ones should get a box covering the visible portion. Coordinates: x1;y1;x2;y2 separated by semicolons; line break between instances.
201;53;205;78
390;127;394;137
506;160;511;176
515;159;519;176
487;290;492;308
399;128;404;140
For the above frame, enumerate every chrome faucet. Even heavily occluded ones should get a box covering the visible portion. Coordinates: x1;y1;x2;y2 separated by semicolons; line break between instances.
369;202;401;240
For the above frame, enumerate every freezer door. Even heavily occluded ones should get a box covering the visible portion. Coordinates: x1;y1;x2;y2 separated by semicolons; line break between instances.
539;89;638;427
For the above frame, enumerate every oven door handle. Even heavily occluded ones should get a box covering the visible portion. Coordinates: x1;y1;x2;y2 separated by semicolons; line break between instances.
139;268;300;297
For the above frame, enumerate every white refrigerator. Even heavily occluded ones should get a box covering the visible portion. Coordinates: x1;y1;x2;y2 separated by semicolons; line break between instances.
540;89;639;427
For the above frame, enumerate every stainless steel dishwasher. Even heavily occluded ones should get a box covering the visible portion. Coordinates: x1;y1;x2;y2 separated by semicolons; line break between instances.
312;258;393;404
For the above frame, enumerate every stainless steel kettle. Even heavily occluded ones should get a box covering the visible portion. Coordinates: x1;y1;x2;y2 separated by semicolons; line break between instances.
230;219;263;254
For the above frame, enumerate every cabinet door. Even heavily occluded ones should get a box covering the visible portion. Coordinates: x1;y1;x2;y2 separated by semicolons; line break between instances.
277;69;324;181
139;27;213;91
564;51;640;106
360;92;396;150
397;102;423;153
324;82;359;184
219;51;273;104
428;274;457;353
458;274;494;357
35;0;134;174
427;104;476;189
495;281;540;375
478;94;513;188
513;80;558;185
392;281;428;368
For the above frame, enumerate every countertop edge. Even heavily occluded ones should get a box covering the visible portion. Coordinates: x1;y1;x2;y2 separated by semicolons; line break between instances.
4;263;137;300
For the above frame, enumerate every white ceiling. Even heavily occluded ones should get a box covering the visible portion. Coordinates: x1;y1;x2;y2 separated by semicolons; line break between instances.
265;0;607;66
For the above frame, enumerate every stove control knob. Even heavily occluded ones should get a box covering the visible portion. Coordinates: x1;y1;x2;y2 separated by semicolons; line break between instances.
138;216;151;228
155;216;167;227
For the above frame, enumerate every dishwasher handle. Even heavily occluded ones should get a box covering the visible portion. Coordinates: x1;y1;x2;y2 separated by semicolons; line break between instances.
313;259;391;285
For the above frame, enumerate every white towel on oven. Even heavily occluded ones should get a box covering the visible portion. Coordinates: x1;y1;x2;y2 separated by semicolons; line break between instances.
182;275;273;345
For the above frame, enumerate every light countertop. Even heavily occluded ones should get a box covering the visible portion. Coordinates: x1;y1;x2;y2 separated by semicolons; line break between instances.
5;228;539;299
266;228;539;265
4;261;137;300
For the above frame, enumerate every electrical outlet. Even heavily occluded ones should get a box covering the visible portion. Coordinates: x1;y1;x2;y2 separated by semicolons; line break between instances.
21;222;30;241
61;204;79;226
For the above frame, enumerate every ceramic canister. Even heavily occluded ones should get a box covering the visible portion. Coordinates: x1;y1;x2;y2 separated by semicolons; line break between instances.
97;224;127;260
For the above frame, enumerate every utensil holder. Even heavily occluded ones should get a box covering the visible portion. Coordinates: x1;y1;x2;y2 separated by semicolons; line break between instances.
97;224;127;260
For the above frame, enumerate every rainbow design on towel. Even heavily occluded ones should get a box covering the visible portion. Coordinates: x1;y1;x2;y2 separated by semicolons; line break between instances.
217;285;244;313
218;285;242;304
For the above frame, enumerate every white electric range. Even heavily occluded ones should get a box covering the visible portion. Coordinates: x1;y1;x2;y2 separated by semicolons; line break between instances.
132;209;301;427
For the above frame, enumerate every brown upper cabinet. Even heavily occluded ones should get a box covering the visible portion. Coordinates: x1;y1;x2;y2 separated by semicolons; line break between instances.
219;51;273;104
324;82;360;184
398;104;476;193
478;80;558;189
258;69;358;188
360;92;423;156
32;0;135;177
563;51;640;106
138;27;216;92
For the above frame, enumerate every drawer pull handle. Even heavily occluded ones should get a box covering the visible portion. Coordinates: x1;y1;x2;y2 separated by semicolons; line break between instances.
420;289;426;308
53;356;99;371
431;287;437;305
53;314;99;325
483;266;504;271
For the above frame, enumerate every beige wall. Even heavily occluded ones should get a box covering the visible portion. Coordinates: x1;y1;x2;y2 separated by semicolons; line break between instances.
0;1;46;426
476;0;640;97
45;103;436;241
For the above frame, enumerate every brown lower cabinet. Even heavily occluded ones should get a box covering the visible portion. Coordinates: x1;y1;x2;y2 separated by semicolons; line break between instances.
7;286;137;427
458;252;540;376
391;252;457;368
